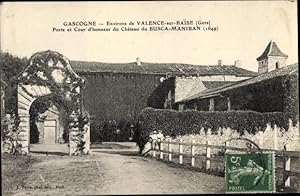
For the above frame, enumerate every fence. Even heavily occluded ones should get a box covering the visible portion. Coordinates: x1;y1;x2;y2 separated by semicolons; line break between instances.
150;138;300;188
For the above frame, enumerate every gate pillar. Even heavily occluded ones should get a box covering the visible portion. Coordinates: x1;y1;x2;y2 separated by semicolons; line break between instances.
18;114;30;154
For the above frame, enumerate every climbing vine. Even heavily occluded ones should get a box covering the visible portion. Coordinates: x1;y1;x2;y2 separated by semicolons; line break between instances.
2;114;24;155
10;50;90;155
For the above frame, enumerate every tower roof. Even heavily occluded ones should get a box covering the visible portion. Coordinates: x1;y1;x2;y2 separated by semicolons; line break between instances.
257;41;288;61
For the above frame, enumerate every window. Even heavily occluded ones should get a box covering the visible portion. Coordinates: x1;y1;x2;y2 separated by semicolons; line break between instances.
275;62;280;69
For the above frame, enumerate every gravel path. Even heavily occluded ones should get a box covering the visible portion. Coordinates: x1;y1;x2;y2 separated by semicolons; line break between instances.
9;151;224;195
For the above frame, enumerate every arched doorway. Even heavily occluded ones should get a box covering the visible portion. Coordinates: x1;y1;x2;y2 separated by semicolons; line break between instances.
14;50;90;155
28;95;70;154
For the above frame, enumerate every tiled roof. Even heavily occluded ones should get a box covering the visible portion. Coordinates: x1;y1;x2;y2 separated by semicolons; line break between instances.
70;60;257;77
257;41;288;61
178;63;298;103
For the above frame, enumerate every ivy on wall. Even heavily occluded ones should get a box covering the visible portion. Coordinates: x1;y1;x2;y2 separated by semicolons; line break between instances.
9;50;89;155
183;74;298;124
135;107;290;153
79;72;163;142
282;74;299;124
2;114;23;155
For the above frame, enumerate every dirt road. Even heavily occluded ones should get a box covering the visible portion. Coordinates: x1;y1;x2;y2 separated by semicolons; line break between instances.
9;151;224;195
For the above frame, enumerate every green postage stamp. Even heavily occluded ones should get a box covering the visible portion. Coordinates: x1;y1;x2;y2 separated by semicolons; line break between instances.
225;151;275;193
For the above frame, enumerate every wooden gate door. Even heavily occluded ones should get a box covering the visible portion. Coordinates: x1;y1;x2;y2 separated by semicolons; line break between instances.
44;120;56;144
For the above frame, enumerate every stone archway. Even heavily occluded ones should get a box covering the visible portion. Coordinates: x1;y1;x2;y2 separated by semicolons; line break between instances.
15;50;90;155
29;95;67;145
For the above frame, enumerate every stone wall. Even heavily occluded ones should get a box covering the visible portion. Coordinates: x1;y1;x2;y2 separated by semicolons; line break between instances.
267;57;287;72
174;75;251;104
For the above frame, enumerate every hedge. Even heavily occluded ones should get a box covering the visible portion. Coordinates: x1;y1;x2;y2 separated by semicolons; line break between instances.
90;119;134;143
135;107;290;153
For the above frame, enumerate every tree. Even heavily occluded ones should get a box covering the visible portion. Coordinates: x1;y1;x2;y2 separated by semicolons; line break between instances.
0;51;28;84
1;52;28;153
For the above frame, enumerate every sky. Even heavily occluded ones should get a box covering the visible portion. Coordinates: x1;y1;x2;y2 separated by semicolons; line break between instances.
1;1;298;72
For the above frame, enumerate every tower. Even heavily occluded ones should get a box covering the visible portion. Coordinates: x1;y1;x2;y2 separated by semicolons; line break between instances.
256;41;288;74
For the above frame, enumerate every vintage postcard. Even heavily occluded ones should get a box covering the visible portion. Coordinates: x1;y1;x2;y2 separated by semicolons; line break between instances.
1;1;298;195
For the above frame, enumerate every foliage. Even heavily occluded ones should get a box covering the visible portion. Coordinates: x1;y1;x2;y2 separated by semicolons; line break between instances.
3;50;90;155
135;107;290;153
0;51;28;83
2;114;26;155
147;77;175;109
80;72;163;142
90;119;135;143
29;118;39;144
282;74;299;125
68;113;89;155
102;120;117;142
183;74;299;126
78;113;90;153
90;121;105;143
24;51;89;155
0;51;28;114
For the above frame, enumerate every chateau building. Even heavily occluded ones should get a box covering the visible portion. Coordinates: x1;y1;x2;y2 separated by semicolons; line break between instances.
70;58;256;142
3;41;292;145
176;41;298;120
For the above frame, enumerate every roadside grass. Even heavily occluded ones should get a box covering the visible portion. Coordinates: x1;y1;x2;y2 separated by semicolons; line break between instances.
1;153;38;195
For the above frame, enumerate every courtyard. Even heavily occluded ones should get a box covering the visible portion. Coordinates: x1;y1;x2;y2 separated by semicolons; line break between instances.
2;143;224;195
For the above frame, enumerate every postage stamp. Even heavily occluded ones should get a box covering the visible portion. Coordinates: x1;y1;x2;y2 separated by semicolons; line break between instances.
225;151;275;193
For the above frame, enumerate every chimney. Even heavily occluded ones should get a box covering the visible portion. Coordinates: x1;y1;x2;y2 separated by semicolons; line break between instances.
136;57;141;66
234;60;241;67
218;59;223;66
